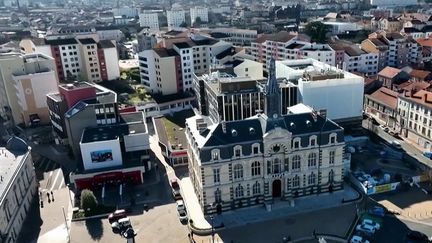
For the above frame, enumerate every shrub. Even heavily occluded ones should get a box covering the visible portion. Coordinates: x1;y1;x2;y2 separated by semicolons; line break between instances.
80;189;98;215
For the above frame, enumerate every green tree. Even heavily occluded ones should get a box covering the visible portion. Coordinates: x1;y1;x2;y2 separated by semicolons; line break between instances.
80;189;98;214
304;21;330;43
194;17;202;27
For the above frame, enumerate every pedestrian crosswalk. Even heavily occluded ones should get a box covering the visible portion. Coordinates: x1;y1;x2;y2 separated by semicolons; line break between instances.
34;157;66;191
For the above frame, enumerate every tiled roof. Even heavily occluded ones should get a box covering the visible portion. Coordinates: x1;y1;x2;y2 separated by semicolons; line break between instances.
400;89;432;109
367;87;398;109
409;69;431;80
378;66;401;79
416;38;432;47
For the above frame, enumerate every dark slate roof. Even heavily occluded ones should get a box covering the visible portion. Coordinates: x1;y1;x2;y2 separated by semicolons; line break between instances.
404;27;421;33
223;59;243;67
98;40;115;49
154;48;179;57
203;112;341;147
215;46;235;59
5;136;28;155
174;41;195;49
204;119;263;147
210;32;230;39
421;25;432;32
78;38;97;45
193;38;219;46
45;38;78;46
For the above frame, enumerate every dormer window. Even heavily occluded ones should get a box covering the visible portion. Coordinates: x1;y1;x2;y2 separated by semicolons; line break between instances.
235;148;241;157
330;134;337;144
212;150;219;160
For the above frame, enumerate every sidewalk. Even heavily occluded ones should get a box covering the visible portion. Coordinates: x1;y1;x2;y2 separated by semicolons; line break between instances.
181;176;360;234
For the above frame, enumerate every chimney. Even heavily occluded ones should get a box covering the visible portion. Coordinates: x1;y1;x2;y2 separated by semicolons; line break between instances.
221;121;226;134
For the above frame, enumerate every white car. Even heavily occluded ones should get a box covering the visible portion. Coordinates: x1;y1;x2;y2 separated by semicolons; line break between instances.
177;209;188;223
362;219;380;230
350;235;370;243
176;199;185;211
356;223;376;235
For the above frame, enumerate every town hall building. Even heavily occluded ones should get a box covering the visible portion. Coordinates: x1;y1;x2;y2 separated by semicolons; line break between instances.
185;59;350;215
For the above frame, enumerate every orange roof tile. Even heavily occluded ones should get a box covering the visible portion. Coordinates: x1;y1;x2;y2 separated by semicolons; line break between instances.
378;66;401;79
367;87;399;109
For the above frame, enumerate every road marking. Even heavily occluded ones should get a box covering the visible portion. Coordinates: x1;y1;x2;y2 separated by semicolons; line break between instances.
50;169;62;192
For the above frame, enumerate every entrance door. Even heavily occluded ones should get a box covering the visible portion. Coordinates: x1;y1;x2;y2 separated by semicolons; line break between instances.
272;179;282;198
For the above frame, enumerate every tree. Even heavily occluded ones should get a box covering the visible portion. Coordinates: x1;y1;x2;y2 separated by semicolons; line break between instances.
179;21;187;28
304;21;330;44
193;17;202;28
80;189;98;214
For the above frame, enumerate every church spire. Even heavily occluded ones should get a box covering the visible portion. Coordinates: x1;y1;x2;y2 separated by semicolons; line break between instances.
265;58;281;118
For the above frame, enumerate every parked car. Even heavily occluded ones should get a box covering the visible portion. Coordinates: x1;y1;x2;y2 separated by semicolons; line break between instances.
177;209;188;223
171;179;182;199
356;224;376;235
108;209;127;224
423;152;432;160
361;219;380;230
368;206;386;217
379;125;390;132
406;230;430;242
176;199;185;211
111;217;131;234
391;140;402;150
350;235;370;243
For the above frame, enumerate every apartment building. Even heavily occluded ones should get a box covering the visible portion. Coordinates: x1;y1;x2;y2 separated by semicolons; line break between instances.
185;61;348;215
190;7;208;26
0;52;59;126
343;45;379;75
137;29;157;52
398;90;432;151
248;31;336;70
138;35;232;94
210;28;258;46
0;137;38;243
20;38;120;82
167;9;186;30
139;11;160;31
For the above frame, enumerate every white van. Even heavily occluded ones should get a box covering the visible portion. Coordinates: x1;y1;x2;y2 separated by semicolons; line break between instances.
391;140;402;150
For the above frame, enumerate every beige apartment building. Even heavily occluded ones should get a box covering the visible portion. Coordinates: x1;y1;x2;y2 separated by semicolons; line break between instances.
0;52;59;126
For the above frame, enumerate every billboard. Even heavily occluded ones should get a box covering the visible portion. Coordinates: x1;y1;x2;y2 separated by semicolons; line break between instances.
90;149;113;163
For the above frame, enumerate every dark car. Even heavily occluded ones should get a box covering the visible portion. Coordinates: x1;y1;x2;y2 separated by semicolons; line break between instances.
108;209;127;224
406;230;430;242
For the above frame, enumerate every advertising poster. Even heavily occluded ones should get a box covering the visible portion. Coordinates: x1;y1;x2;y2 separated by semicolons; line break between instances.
91;149;113;162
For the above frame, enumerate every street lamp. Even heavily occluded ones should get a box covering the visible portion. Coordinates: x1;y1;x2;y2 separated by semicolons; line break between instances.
210;215;214;243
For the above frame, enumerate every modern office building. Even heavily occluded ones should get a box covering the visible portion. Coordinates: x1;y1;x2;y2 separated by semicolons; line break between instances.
185;60;349;215
0;137;38;243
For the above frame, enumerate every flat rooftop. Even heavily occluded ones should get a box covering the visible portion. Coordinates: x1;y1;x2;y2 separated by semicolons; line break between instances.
81;112;146;143
153;110;193;150
0;137;30;204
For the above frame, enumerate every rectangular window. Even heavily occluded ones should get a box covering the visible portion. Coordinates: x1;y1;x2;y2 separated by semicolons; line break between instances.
213;168;220;183
253;146;259;154
212;152;218;160
329;151;335;164
235;148;241;157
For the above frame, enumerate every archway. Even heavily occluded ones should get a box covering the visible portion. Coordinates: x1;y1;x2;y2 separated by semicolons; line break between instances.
272;179;282;198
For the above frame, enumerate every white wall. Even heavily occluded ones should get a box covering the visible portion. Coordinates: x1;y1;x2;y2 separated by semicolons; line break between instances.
234;59;263;79
104;47;120;80
298;74;364;121
80;139;123;170
138;50;157;92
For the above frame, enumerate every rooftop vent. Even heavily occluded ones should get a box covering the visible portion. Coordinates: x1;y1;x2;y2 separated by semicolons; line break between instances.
306;120;311;127
290;122;296;129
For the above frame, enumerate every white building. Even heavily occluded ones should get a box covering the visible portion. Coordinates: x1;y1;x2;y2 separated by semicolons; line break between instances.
112;7;139;18
276;59;364;125
185;62;349;215
139;11;160;31
167;9;186;30
210;28;258;46
0;137;38;243
190;7;209;26
323;22;362;35
370;0;417;7
342;45;379;75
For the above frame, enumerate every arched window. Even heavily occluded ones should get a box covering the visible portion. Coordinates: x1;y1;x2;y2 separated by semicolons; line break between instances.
292;155;301;170
234;164;243;179
308;172;316;185
251;161;261;176
273;158;281;174
308;153;317;168
235;184;244;198
292;175;300;187
252;182;261;195
214;188;222;202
